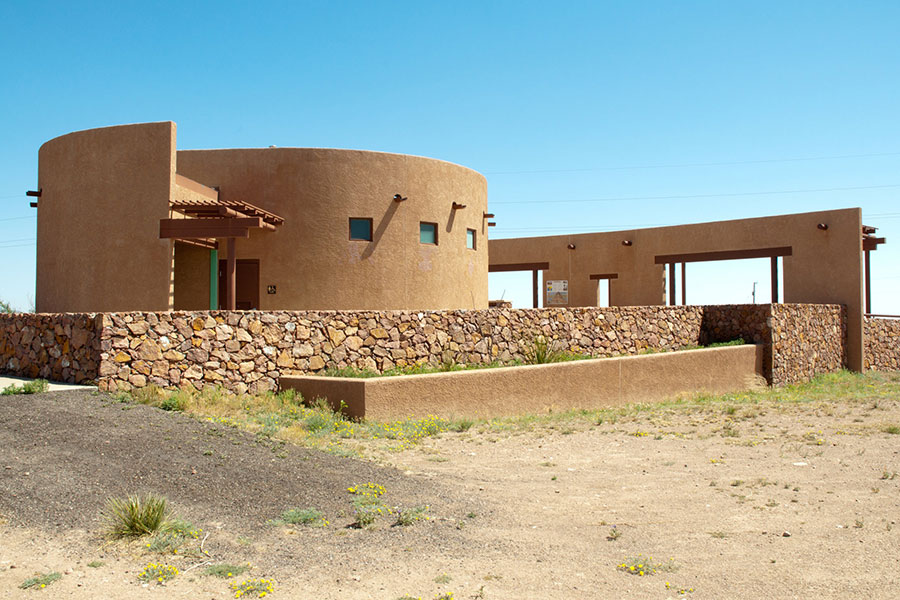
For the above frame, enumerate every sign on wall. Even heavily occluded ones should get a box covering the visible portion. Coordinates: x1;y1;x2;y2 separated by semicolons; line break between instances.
546;280;568;305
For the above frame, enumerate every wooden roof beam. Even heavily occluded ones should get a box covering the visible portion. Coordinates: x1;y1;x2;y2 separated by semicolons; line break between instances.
863;237;886;251
489;262;550;272
160;217;264;239
655;246;793;265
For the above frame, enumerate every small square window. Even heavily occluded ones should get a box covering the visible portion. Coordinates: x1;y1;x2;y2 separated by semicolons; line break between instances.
349;217;372;241
466;228;476;250
420;222;438;245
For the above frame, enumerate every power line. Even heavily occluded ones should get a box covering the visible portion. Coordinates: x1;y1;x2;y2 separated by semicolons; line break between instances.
494;222;671;233
0;242;35;249
483;151;900;175
0;237;35;244
492;183;900;205
0;215;36;222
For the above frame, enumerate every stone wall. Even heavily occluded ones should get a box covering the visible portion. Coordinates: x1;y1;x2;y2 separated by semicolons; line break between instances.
0;304;851;394
865;317;900;371
94;306;707;394
0;313;101;383
770;304;846;385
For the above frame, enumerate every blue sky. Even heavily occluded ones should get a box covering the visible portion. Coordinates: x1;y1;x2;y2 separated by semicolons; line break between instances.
1;1;898;312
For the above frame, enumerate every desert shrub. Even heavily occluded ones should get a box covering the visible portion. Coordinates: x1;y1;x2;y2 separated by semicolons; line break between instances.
138;563;178;584
230;577;275;597
393;505;429;526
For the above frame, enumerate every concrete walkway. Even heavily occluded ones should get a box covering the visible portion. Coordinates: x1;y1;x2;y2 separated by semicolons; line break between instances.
0;375;97;393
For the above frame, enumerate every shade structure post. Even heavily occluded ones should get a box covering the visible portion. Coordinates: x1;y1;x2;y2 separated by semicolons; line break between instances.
771;256;779;303
668;263;676;306
227;237;236;310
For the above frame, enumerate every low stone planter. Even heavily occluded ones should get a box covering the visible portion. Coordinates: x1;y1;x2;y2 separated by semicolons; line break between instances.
279;344;764;420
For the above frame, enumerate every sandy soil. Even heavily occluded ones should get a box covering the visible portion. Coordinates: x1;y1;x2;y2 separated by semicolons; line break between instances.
1;388;899;599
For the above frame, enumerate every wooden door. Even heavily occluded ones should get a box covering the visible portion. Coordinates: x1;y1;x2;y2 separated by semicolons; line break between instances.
218;259;260;310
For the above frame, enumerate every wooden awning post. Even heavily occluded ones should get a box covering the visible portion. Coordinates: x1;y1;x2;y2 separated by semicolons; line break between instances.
668;263;676;306
227;237;236;311
532;269;539;308
681;262;686;305
771;256;779;304
864;249;871;314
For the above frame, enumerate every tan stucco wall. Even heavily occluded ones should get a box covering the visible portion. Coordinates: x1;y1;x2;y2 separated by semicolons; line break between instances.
175;148;489;311
280;344;764;420
173;243;211;310
489;208;865;370
36;122;177;312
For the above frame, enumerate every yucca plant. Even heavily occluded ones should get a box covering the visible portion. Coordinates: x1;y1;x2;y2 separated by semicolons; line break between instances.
104;493;171;537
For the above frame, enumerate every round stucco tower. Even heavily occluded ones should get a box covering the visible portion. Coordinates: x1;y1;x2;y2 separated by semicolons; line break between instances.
175;146;489;311
34;122;488;313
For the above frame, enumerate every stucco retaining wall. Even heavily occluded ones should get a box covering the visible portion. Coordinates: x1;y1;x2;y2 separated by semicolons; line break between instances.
280;344;765;419
865;317;900;371
0;304;849;395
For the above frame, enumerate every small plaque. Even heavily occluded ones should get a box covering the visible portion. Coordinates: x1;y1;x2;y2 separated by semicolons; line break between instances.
267;285;277;295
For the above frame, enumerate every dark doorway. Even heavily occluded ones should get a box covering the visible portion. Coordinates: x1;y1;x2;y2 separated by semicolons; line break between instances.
218;259;260;310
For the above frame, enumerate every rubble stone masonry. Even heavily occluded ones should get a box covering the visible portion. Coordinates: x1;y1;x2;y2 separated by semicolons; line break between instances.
865;317;900;371
0;304;855;394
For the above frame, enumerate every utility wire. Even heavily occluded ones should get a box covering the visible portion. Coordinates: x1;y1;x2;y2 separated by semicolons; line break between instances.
492;183;900;205
483;151;900;175
0;215;36;222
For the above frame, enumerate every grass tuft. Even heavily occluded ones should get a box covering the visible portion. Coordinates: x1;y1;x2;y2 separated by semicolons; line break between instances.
271;507;328;527
19;571;61;589
1;379;49;396
204;563;250;578
104;493;170;537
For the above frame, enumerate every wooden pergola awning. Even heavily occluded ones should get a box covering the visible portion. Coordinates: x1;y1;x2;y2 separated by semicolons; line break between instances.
161;195;284;248
862;225;885;252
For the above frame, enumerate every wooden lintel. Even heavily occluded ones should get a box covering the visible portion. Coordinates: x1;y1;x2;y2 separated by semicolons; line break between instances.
160;217;262;239
589;273;619;280
489;262;550;273
655;246;793;265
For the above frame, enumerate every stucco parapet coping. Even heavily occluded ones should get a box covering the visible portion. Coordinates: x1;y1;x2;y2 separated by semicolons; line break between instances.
279;343;765;420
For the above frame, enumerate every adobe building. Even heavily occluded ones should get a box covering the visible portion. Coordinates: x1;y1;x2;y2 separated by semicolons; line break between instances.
33;121;489;314
30;121;886;374
488;208;886;372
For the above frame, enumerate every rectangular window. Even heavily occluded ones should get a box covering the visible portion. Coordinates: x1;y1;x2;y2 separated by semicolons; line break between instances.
349;217;372;241
466;228;476;250
420;222;438;245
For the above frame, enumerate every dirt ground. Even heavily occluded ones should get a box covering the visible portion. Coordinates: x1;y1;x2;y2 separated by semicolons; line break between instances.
1;387;899;599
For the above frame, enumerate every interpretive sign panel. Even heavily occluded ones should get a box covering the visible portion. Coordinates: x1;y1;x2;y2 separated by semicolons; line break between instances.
546;280;568;305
